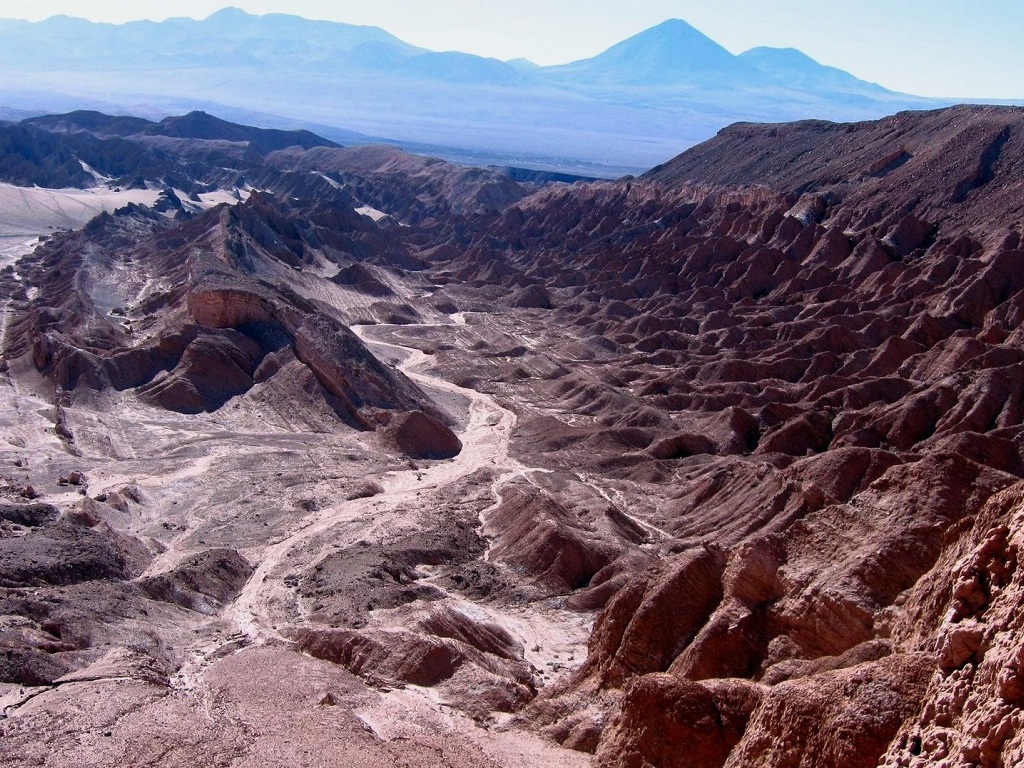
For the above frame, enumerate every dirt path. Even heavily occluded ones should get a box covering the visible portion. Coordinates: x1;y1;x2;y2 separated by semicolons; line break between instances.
153;318;594;765
220;322;526;641
0;309;592;765
216;322;593;654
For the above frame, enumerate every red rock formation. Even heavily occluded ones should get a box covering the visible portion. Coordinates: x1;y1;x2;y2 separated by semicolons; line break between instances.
8;105;1024;765
484;488;619;595
139;549;253;615
595;676;763;768
299;628;466;687
383;410;462;459
6;193;450;435
726;654;933;768
439;107;1024;767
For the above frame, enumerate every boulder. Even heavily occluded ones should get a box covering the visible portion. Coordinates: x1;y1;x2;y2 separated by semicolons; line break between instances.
384;410;462;459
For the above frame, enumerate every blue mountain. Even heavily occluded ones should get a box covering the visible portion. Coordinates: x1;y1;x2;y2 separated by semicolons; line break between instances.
0;9;951;175
546;19;758;85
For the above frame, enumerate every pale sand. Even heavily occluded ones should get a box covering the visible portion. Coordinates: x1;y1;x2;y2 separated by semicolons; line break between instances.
0;182;252;265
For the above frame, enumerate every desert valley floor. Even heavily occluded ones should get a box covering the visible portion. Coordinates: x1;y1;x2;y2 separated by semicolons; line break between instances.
1;105;1024;767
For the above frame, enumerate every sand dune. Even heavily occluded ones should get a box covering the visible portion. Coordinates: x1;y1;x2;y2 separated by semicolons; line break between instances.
0;183;254;264
0;183;162;263
0;183;162;235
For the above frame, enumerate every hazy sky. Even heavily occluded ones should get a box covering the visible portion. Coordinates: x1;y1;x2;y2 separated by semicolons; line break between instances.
0;1;1020;99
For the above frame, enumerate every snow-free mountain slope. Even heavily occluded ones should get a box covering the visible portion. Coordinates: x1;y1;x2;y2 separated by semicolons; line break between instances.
643;104;1024;231
0;10;948;174
545;18;756;84
0;7;423;71
739;46;892;96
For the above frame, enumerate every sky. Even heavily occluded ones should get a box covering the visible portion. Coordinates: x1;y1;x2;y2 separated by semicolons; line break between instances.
0;1;1020;99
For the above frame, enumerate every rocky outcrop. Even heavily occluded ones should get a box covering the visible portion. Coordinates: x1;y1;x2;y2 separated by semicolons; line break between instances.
7;190;449;441
299;627;466;686
726;654;933;768
382;410;462;459
484;488;619;595
136;329;262;413
584;546;728;687
187;287;276;329
417;604;524;661
874;483;1024;767
595;676;764;768
298;618;536;717
330;263;394;297
0;501;59;527
0;522;128;588
525;452;1018;763
139;549;253;614
7;105;1024;766
508;283;554;309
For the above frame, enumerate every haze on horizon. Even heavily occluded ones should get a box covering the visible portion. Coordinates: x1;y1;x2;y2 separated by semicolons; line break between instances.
0;0;1020;101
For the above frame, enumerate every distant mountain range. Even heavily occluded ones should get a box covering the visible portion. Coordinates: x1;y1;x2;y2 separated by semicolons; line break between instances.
0;8;978;175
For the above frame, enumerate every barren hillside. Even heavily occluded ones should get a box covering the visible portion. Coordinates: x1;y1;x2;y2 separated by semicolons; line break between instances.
1;106;1024;767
